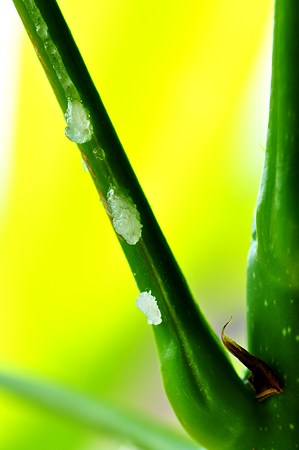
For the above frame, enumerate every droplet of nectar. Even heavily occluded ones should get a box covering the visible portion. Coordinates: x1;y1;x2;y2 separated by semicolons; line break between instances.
93;146;105;160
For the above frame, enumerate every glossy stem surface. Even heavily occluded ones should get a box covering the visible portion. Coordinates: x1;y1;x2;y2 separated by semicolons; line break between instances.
11;1;255;448
247;0;299;447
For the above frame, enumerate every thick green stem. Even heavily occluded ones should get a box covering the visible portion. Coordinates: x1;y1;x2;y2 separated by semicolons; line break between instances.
12;1;254;448
247;0;299;447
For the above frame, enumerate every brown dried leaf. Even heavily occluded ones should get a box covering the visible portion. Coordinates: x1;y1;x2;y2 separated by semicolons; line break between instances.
221;319;283;401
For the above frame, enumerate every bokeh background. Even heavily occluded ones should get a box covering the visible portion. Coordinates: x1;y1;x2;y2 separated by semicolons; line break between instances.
0;1;273;449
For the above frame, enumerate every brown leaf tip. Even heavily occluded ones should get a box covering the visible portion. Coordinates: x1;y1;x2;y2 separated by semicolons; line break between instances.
221;319;284;401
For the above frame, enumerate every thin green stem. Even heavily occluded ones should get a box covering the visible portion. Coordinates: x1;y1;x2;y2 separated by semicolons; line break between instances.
12;1;255;448
0;371;202;450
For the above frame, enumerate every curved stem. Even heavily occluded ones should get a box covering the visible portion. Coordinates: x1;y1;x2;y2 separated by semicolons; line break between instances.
12;1;254;447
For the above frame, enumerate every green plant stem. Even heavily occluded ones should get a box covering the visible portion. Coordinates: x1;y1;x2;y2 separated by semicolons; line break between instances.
0;371;202;450
12;1;255;448
247;0;299;446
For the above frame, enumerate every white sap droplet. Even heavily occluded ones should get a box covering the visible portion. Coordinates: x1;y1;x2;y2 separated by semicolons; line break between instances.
136;291;162;325
64;100;93;144
107;187;142;245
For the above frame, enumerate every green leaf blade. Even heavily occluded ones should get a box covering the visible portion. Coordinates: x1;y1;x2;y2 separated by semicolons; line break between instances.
0;371;203;450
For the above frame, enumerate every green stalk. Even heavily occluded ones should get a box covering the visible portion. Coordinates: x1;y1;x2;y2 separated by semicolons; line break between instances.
11;1;254;448
247;0;299;446
0;371;202;450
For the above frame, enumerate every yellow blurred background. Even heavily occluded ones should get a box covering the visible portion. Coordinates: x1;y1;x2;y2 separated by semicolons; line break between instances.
0;1;272;449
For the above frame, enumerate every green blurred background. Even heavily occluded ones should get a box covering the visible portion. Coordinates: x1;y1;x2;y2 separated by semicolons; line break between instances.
0;1;272;448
